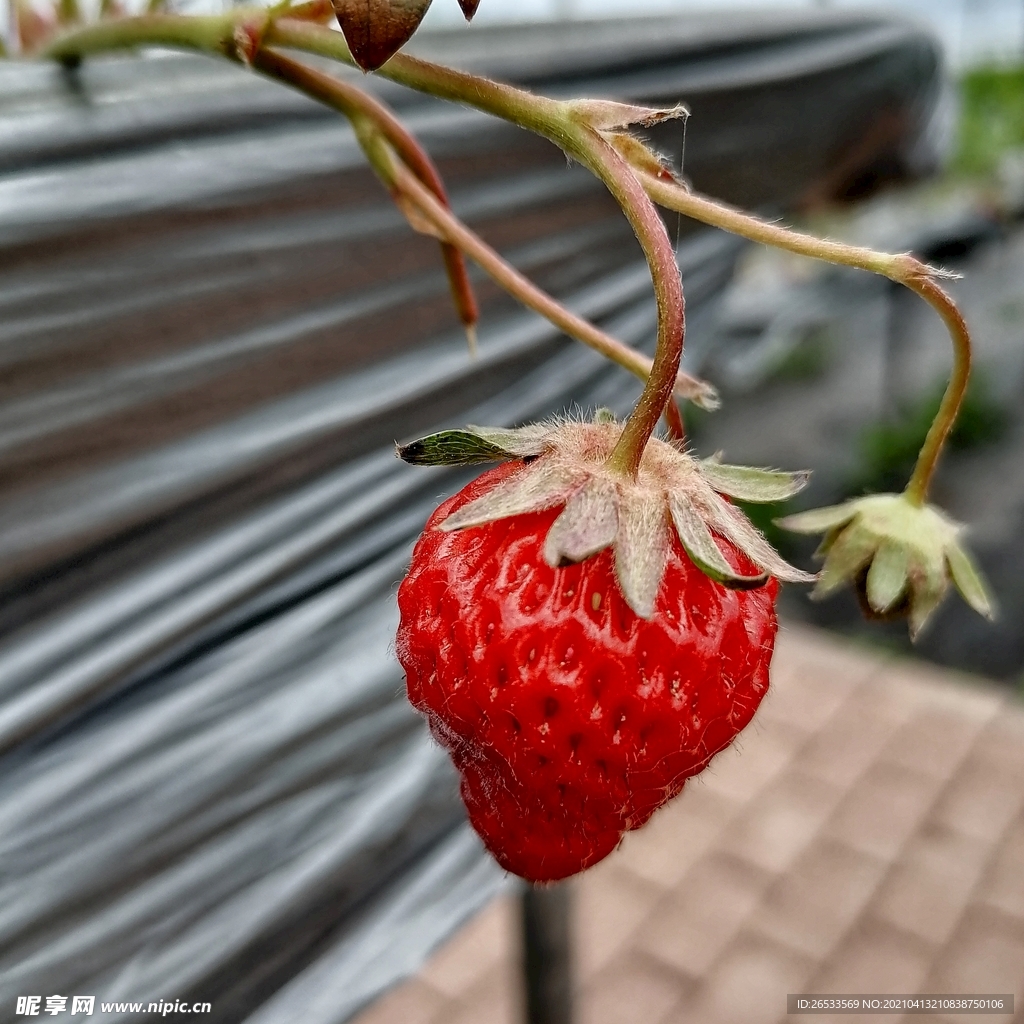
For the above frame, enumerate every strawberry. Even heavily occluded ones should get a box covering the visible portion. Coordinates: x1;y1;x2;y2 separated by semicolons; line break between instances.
398;459;782;881
396;416;812;882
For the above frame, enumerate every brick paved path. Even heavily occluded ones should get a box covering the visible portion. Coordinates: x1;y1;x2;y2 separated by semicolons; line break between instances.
355;624;1024;1024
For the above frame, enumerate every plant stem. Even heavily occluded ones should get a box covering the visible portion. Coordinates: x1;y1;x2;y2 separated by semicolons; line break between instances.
266;18;572;143
902;273;972;504
569;129;684;477
265;20;688;472
639;173;973;503
370;137;705;407
252;47;479;337
45;15;693;449
43;12;971;491
44;11;241;57
244;46;710;409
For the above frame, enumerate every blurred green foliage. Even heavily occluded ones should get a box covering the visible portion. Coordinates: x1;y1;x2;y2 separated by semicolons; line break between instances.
845;372;1009;497
956;64;1024;176
769;325;834;384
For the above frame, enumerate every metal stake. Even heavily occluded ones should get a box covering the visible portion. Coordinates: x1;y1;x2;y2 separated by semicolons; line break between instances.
521;882;574;1024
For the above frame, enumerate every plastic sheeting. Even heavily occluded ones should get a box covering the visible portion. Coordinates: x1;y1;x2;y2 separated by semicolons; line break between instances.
0;12;941;1023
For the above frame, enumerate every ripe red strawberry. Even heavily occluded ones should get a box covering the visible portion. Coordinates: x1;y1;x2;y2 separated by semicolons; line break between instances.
397;457;783;882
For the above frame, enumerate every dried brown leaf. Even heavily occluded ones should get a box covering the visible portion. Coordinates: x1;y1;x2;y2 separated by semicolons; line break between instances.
331;0;433;71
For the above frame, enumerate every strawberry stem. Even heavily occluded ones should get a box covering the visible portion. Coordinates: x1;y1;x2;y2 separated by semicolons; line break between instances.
252;47;480;341
902;273;972;505
356;132;708;406
568;128;684;478
637;175;974;504
382;151;689;398
42;11;969;494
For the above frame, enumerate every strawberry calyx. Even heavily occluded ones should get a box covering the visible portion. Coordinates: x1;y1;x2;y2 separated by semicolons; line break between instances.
398;412;815;618
777;493;996;640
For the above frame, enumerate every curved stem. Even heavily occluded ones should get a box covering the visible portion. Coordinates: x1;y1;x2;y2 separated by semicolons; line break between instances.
252;46;478;334
48;13;970;490
246;46;710;409
903;273;972;505
378;144;707;407
570;130;684;477
640;173;973;503
43;15;697;438
265;18;571;142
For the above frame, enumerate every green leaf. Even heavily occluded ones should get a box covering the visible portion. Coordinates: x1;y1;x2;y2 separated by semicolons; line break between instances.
397;425;549;466
670;496;769;590
946;541;997;620
701;461;811;503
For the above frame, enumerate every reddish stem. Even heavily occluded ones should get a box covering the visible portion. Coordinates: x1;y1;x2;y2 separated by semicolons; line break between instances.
574;131;685;478
253;47;478;334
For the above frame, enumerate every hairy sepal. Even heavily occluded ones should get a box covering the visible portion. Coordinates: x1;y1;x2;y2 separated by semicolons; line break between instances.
401;415;813;617
543;476;618;566
778;492;997;639
615;491;671;618
440;461;583;530
571;100;689;132
398;424;551;466
670;496;767;589
700;460;811;503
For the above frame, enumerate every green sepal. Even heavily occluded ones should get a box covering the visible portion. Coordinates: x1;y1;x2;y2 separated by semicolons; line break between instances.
700;460;811;503
946;541;997;620
865;542;909;613
670;495;769;590
397;424;550;466
776;502;858;535
814;521;878;598
777;491;997;640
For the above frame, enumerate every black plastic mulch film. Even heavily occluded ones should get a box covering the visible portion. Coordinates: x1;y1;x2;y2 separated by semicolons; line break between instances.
0;13;940;1023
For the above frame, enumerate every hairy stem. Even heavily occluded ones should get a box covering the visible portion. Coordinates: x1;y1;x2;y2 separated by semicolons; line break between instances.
640;174;973;502
252;47;478;337
265;20;689;469
569;130;684;477
45;15;695;437
45;13;969;490
246;46;709;408
902;274;972;504
372;139;706;407
265;18;571;143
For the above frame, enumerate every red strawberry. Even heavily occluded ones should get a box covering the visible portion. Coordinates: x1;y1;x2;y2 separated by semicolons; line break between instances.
397;449;789;882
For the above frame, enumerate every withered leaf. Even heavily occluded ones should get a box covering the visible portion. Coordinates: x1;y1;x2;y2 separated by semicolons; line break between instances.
457;0;481;17
331;0;433;71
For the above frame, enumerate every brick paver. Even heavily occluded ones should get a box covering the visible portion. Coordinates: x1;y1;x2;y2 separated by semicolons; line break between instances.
352;624;1024;1024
